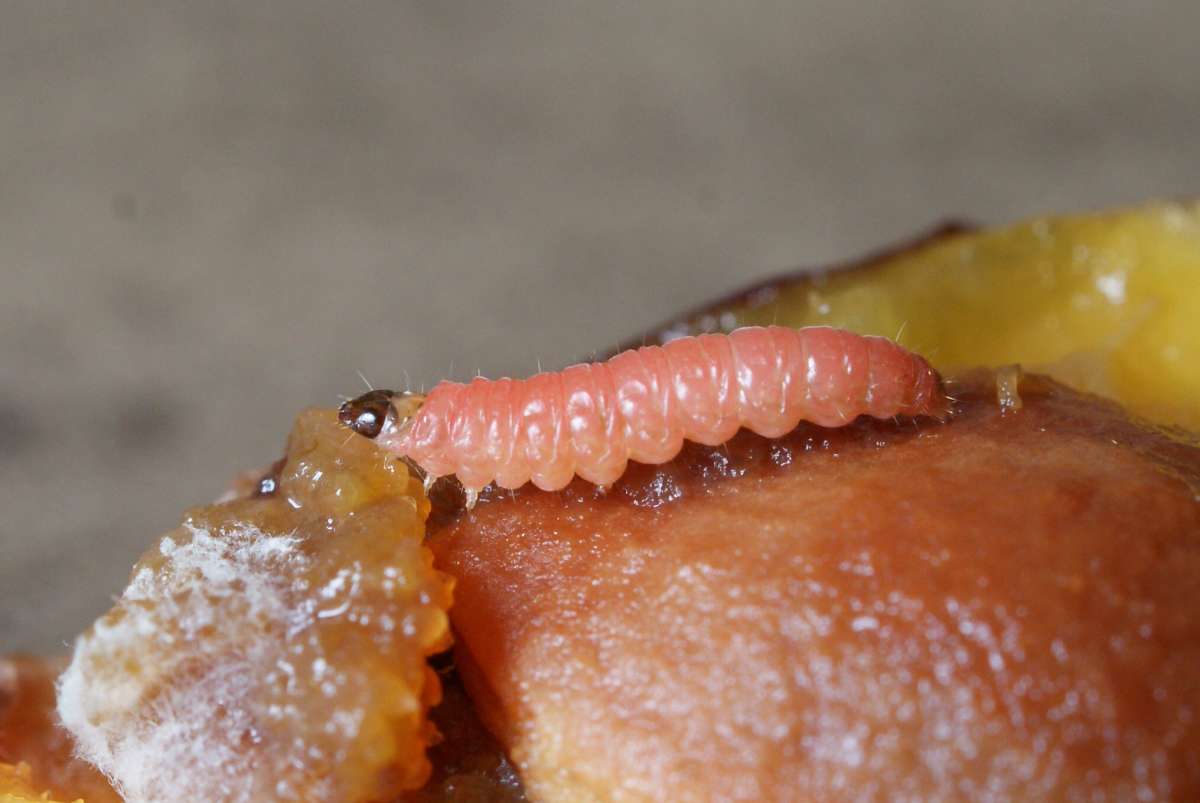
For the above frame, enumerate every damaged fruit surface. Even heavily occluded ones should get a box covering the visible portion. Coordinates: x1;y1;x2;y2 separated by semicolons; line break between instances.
57;411;454;803
432;373;1200;802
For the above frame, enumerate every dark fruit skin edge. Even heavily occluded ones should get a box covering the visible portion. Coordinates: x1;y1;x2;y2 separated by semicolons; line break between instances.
611;221;975;355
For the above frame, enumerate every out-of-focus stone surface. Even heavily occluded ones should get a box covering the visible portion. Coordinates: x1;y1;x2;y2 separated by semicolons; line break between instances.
3;2;1200;651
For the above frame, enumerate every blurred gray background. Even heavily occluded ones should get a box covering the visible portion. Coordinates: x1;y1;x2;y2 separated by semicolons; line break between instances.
2;2;1198;652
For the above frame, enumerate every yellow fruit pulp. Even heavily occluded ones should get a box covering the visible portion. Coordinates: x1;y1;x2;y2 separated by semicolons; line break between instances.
694;203;1200;431
0;762;79;803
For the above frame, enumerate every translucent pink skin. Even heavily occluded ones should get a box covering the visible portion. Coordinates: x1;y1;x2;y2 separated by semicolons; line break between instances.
383;326;948;493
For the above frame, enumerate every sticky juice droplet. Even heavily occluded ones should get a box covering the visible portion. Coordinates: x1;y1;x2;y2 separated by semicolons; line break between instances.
995;364;1024;414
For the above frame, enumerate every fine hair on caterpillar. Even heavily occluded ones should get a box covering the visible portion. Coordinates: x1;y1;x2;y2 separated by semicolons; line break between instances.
338;325;949;506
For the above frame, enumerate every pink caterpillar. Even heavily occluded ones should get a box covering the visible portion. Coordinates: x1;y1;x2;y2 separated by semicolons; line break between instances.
339;326;948;501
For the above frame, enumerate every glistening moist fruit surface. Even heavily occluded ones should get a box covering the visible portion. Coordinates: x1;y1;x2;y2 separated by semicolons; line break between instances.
633;203;1200;431
57;410;454;803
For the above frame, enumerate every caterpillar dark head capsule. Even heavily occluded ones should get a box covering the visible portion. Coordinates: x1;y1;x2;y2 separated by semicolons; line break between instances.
339;390;428;440
339;389;397;439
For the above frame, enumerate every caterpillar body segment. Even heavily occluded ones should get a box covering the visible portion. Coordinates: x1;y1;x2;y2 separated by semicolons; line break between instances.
339;326;949;496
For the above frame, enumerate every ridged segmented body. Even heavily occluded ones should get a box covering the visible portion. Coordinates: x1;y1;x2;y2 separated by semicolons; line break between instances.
365;326;947;494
